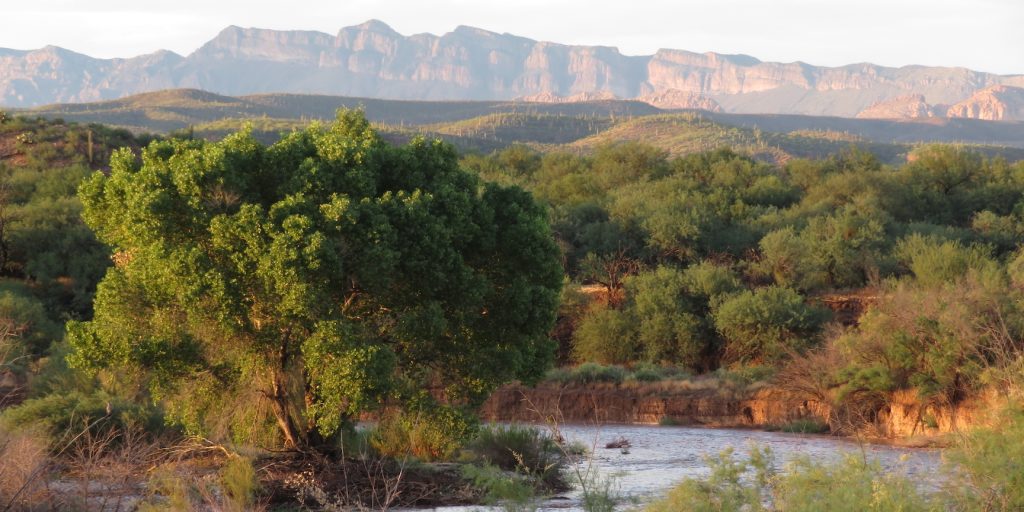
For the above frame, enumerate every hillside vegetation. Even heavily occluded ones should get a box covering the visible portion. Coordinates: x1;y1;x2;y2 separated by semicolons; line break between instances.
19;89;1024;164
2;109;1024;509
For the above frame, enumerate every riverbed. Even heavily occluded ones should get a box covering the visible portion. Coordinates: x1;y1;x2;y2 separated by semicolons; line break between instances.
424;423;942;511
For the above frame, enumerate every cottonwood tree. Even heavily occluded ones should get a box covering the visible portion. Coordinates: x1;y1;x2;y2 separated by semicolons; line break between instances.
67;111;563;449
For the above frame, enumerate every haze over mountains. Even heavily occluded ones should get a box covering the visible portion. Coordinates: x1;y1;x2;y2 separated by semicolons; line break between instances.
2;19;1024;120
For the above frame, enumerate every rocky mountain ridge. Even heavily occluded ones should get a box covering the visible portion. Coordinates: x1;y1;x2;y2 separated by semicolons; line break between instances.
855;86;1024;121
2;20;1023;119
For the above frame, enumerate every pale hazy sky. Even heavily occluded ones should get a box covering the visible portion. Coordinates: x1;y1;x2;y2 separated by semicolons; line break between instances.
2;0;1022;74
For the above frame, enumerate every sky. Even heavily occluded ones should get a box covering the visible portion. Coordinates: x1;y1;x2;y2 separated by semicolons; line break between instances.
1;0;1022;75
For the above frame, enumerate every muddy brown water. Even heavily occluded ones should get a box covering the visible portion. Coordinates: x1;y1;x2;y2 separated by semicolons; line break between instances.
416;423;943;511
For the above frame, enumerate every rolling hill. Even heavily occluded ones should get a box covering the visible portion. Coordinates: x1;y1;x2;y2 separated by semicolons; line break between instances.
11;88;1024;163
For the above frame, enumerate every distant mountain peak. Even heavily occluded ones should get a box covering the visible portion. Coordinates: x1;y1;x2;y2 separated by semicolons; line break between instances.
2;20;1024;118
353;19;398;34
452;25;500;37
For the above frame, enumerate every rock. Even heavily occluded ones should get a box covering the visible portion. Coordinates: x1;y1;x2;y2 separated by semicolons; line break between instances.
604;437;631;449
946;85;1024;121
855;94;938;119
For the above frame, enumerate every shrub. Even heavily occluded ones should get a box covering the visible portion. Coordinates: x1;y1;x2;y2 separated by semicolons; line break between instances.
682;261;743;305
542;367;574;385
370;410;471;462
571;306;639;365
895;234;996;287
139;456;263;512
579;468;621;512
220;456;259;512
773;454;932;512
715;365;776;388
833;272;1018;403
628;266;707;367
1;390;163;447
713;286;829;364
0;426;53;508
646;447;932;512
461;463;538;512
0;291;61;356
945;406;1024;510
468;424;567;490
631;366;665;382
571;363;627;385
758;227;829;292
778;419;829;434
337;427;376;459
646;446;773;512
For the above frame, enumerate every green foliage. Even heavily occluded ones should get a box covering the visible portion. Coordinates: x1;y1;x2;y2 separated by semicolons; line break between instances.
68;111;563;449
631;366;667;382
895;234;996;287
0;287;63;378
773;454;934;512
760;202;890;291
0;390;163;444
646;446;774;512
834;270;1020;402
571;307;639;365
579;468;622;512
220;456;259;512
777;419;829;434
945;406;1024;510
545;362;690;386
468;424;567;490
370;408;474;462
647;447;933;512
572;261;743;369
5;164;110;314
758;227;828;291
628;266;706;366
682;261;743;306
887;145;1020;226
713;287;829;364
461;463;539;512
567;363;628;385
139;455;261;512
714;365;776;388
0;290;61;357
971;210;1024;253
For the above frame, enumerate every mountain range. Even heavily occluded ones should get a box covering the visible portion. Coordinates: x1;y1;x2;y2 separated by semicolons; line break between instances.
2;20;1024;120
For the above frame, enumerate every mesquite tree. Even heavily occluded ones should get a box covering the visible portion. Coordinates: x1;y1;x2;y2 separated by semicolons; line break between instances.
68;111;562;449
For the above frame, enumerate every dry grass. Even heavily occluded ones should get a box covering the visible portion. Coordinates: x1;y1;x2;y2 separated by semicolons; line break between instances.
0;427;54;511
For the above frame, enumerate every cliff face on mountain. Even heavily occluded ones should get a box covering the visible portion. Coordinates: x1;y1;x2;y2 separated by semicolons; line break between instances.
852;86;1024;121
2;20;1023;119
855;94;939;119
946;85;1024;121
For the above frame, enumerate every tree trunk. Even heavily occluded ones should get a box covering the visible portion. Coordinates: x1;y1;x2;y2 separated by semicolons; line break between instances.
269;371;304;450
303;385;328;449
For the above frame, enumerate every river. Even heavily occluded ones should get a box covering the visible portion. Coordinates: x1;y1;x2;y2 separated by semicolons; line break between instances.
423;423;943;511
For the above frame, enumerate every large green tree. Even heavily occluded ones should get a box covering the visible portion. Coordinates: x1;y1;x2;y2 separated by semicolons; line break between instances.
67;112;562;449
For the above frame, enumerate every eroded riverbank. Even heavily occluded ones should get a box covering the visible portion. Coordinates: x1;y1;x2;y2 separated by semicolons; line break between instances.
481;381;995;445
